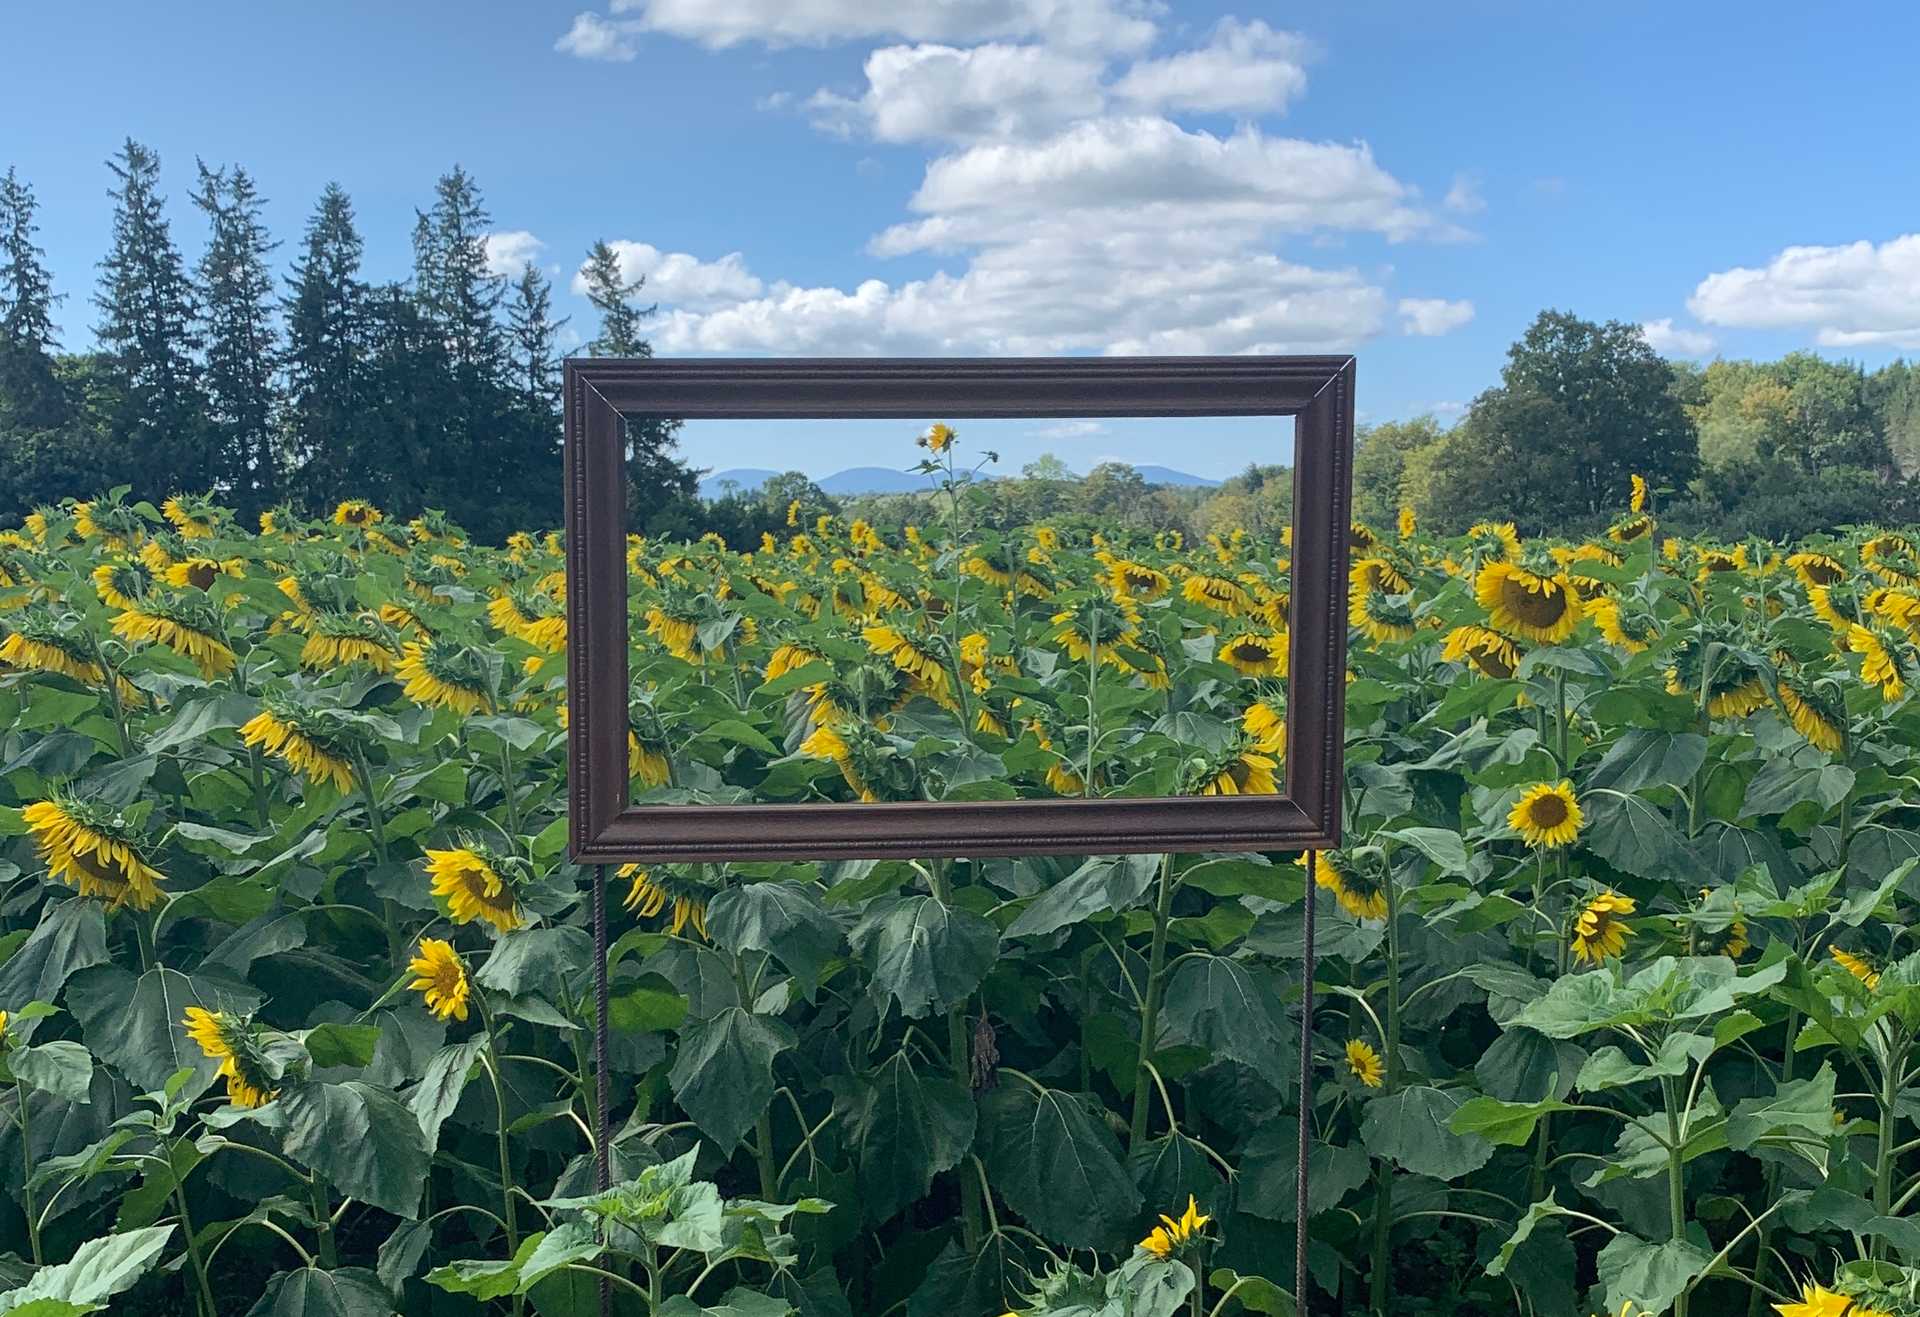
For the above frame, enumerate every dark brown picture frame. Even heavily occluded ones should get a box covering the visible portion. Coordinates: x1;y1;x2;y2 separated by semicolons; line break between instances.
563;355;1354;863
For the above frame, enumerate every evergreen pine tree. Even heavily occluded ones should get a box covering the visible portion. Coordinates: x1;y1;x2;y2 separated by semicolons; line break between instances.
579;239;695;528
0;166;69;430
283;183;365;506
506;261;565;416
94;139;206;496
192;160;280;514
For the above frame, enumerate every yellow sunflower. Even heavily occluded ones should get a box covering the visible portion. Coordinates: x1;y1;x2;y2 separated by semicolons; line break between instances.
1302;850;1388;921
1830;947;1881;990
92;561;152;612
1475;562;1582;645
1778;677;1846;754
409;939;471;1021
1182;573;1254;617
1570;891;1636;964
1349;586;1417;645
23;797;166;911
618;865;710;938
112;606;236;679
1629;473;1648;512
1847;624;1906;702
0;629;105;685
1508;781;1582;848
645;606;703;663
1138;1196;1210;1260
1108;560;1171;602
161;496;218;539
424;847;525;933
333;500;382;528
1351;556;1411;596
630;731;671;788
299;619;397;674
1398;506;1417;539
162;557;242;591
1587;597;1658;654
1465;521;1523;564
240;705;356;795
1216;632;1286;678
181;1006;279;1109
865;623;954;707
1242;700;1286;753
397;640;492;716
1198;750;1279;796
800;723;877;802
1787;551;1847;590
920;423;955;454
1441;624;1520;678
1345;1038;1385;1088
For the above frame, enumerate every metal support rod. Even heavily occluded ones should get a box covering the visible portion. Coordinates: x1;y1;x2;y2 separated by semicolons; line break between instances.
1296;849;1316;1312
594;862;612;1317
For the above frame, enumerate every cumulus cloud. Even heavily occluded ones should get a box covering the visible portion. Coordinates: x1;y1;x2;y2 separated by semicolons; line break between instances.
1033;420;1107;439
589;0;1157;53
1110;18;1310;115
555;12;639;61
482;231;546;277
1396;298;1474;336
1442;172;1484;215
807;43;1106;143
1639;317;1716;357
1687;235;1920;348
571;241;764;311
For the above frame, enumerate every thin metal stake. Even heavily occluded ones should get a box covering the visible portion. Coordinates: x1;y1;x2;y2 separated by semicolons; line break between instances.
594;862;612;1317
1296;850;1316;1313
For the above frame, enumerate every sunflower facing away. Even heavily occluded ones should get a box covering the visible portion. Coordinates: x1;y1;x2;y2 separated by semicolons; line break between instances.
1349;585;1417;645
181;1006;279;1108
1196;748;1279;796
1441;624;1520;679
112;600;237;679
1508;781;1583;848
24;796;166;911
800;723;879;802
299;613;398;674
919;422;955;454
424;845;525;933
1302;849;1388;921
1181;572;1254;617
1778;675;1846;754
1345;1038;1385;1088
1773;1282;1887;1317
409;939;471;1022
1475;561;1582;645
1830;946;1881;990
240;701;357;795
1587;597;1659;654
1847;624;1907;702
397;638;492;716
619;865;711;938
1570;890;1636;964
1138;1196;1210;1260
1242;700;1286;753
865;623;956;708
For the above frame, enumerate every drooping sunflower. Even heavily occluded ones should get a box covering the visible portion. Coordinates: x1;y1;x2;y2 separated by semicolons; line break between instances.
1666;633;1771;718
1475;562;1582;645
241;700;357;795
397;638;493;715
1777;674;1846;753
619;865;712;938
1138;1196;1210;1261
488;590;567;652
0;622;107;686
181;1006;280;1108
1181;572;1254;617
644;605;704;663
1349;585;1416;645
1108;559;1171;602
1587;596;1659;654
1608;511;1657;546
1696;545;1751;583
1345;1038;1385;1088
1441;623;1520;678
865;623;956;708
1351;556;1411;597
299;613;398;674
629;728;672;788
161;494;219;539
1196;748;1279;796
799;722;878;802
1787;551;1847;591
24;795;167;911
1830;946;1881;991
1809;583;1868;636
1508;781;1583;848
1846;624;1907;702
1216;632;1286;678
92;560;154;612
960;549;1015;589
1694;890;1750;960
1570;890;1636;964
408;939;471;1022
112;599;237;679
424;845;525;933
1629;473;1649;513
1301;849;1388;921
1242;699;1286;753
1464;521;1523;565
1862;532;1920;588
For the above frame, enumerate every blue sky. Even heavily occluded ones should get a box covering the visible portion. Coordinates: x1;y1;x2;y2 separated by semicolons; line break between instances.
9;1;1920;480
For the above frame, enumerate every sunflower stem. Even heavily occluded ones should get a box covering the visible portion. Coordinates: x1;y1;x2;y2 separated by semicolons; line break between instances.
478;1003;522;1316
1369;861;1401;1315
309;1171;338;1269
171;1172;218;1317
1084;599;1100;798
15;1082;41;1264
928;860;984;1251
1128;852;1176;1152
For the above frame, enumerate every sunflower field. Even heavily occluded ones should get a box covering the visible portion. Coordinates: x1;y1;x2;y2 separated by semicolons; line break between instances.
1;432;1920;1317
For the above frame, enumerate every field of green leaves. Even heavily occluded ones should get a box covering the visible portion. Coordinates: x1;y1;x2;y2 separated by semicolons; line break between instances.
2;432;1920;1317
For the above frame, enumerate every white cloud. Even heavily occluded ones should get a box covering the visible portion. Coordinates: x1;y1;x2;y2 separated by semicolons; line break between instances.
555;11;639;61
1111;18;1310;115
483;230;546;277
591;0;1157;53
1033;420;1106;439
1640;317;1716;357
807;43;1106;144
571;240;765;311
1396;297;1474;336
1687;235;1920;349
1442;172;1484;214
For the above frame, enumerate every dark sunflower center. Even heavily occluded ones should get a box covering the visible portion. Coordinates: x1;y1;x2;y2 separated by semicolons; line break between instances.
1504;579;1569;626
1529;795;1569;828
187;562;217;590
1231;642;1269;662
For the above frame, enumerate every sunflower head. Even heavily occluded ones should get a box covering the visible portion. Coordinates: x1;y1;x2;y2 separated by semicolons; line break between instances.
1216;632;1286;678
1508;781;1582;849
1345;1038;1385;1087
424;843;526;934
1301;848;1389;921
409;938;471;1021
1441;623;1520;678
23;794;166;911
1475;561;1582;645
180;1005;283;1108
919;423;956;454
333;500;382;529
1570;890;1636;964
1830;946;1882;991
397;637;494;716
1137;1195;1211;1260
616;865;715;939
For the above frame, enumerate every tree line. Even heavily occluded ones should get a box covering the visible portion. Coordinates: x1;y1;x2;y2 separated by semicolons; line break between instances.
0;144;694;543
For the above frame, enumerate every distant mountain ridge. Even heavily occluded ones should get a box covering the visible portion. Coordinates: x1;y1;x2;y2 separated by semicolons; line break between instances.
697;462;1220;499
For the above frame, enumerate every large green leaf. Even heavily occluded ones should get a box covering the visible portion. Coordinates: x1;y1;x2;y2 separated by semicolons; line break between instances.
244;1267;395;1317
1594;1233;1710;1315
1724;1062;1836;1172
0;900;108;1007
6;1042;93;1104
906;1235;1030;1317
850;1051;975;1224
978;1083;1140;1250
851;896;997;1020
278;1080;431;1218
668;1007;796;1153
1002;855;1159;939
1474;1027;1582;1103
65;965;260;1094
1580;790;1706;882
406;1038;486;1154
0;1225;174;1315
1585;730;1706;794
1156;955;1294;1089
707;881;844;991
1237;1129;1370;1222
1360;1086;1494;1179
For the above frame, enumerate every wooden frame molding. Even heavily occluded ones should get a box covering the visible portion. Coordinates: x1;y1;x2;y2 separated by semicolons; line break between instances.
563;355;1354;862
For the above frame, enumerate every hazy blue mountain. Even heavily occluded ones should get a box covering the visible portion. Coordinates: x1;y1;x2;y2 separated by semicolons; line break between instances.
1132;465;1219;487
816;466;926;495
697;468;778;499
696;462;1220;499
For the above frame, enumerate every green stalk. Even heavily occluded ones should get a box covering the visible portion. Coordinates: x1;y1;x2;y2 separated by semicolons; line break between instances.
929;860;984;1250
171;1175;218;1317
1746;1009;1799;1317
1368;865;1401;1315
1128;853;1176;1150
351;745;405;966
1083;600;1100;797
309;1172;339;1269
1662;1075;1689;1317
478;1004;522;1316
246;746;270;830
15;1082;41;1264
